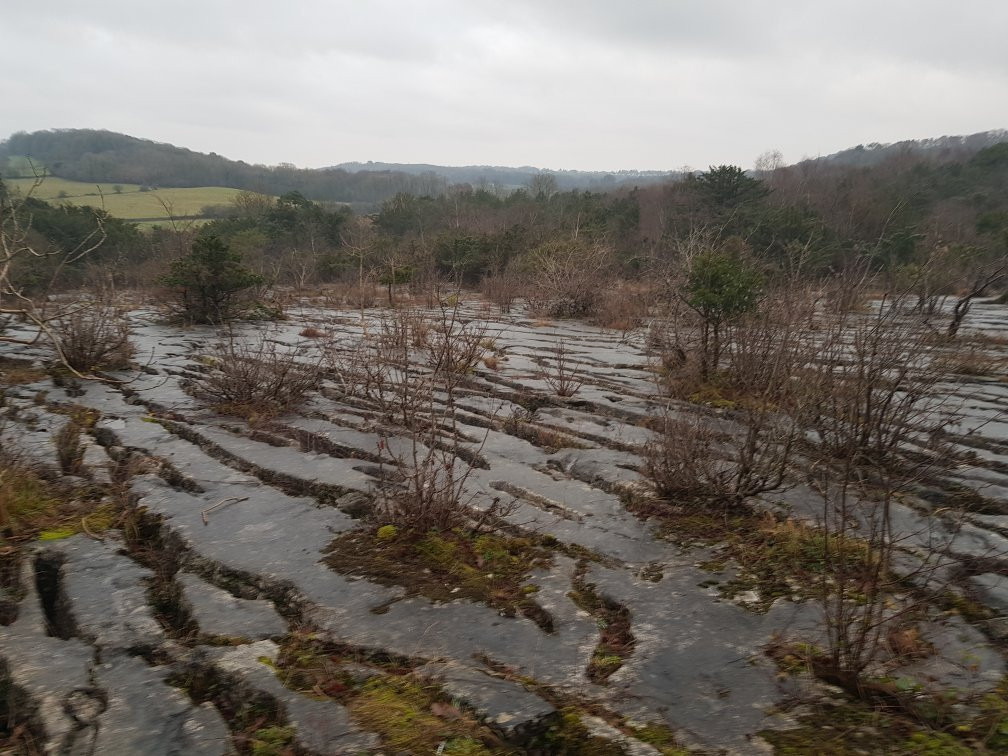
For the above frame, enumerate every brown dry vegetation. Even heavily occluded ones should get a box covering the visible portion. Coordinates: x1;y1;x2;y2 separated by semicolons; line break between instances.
188;336;323;420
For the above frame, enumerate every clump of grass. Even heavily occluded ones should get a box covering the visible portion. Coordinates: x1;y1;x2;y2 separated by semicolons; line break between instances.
248;725;295;756
54;419;85;475
298;326;325;338
0;464;63;543
325;528;555;631
930;343;1006;378
501;408;591;451
757;685;995;755
529;707;630;754
0;460;114;550
349;677;494;754
630;723;690;755
0;356;47;386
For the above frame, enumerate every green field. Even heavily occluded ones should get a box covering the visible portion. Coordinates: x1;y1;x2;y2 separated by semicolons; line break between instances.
3;176;248;223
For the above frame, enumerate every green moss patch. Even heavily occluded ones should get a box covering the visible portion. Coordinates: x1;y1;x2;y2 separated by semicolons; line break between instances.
568;566;635;683
760;695;981;755
528;707;628;754
248;725;295;756
269;634;504;754
324;528;555;631
627;503;875;612
349;677;496;754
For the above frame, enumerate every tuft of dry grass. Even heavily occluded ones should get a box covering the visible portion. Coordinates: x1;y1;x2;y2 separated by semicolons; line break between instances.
932;346;1006;377
0;357;47;386
54;420;84;476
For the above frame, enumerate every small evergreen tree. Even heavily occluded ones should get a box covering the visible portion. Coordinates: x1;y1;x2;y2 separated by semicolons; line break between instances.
161;234;263;324
684;251;763;379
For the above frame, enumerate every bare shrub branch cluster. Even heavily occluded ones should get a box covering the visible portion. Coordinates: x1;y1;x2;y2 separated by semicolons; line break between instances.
189;334;323;418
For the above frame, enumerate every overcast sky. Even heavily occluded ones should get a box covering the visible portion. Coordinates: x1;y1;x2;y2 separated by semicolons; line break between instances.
2;1;1006;171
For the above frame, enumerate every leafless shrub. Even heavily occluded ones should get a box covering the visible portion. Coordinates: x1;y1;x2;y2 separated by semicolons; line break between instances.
54;419;84;475
379;307;415;349
796;289;968;687
642;413;735;502
53;297;134;373
0;169;110;377
481;270;522;313
379;307;432;351
593;283;650;331
540;340;584;397
522;241;612;318
189;335;323;418
822;263;873;315
344;283;377;310
643;400;801;510
644;285;814;508
375;441;476;532
347;303;513;533
426;306;491;386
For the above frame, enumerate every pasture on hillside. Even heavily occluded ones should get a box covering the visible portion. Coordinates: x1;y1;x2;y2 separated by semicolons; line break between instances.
3;176;250;223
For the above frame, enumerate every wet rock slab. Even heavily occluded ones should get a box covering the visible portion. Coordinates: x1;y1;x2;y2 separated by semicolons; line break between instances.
0;561;97;754
47;535;164;654
177;571;287;641
93;655;231;755
971;572;1008;614
415;660;557;740
0;555;230;756
200;641;380;754
586;562;817;750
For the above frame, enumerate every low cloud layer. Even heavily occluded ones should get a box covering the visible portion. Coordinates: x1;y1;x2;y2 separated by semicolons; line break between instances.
2;1;1006;170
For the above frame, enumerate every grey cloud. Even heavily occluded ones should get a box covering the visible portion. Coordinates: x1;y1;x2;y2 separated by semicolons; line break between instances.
1;1;1005;171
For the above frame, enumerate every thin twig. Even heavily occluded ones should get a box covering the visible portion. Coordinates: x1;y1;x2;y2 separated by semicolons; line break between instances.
201;496;250;526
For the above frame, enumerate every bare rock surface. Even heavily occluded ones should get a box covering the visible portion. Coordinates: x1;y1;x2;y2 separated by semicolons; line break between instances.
971;572;1008;613
176;571;287;641
47;534;164;655
92;655;232;755
585;561;819;748
0;561;97;754
0;556;230;755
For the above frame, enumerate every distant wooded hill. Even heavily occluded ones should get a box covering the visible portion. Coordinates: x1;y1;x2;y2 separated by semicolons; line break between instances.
330;161;679;191
808;130;1008;169
1;127;1006;211
0;129;675;209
